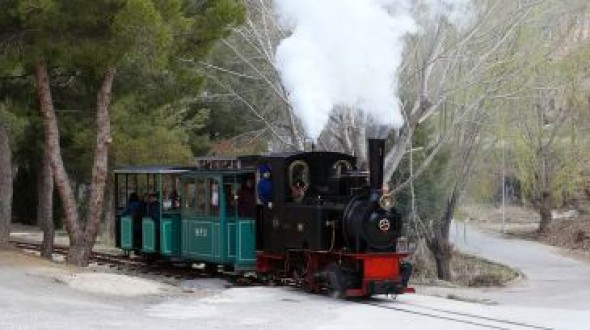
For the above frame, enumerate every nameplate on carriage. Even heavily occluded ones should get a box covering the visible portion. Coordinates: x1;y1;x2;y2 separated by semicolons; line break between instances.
195;228;208;237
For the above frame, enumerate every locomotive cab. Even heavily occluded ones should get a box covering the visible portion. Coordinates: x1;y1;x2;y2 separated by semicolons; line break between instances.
256;144;405;254
256;151;360;253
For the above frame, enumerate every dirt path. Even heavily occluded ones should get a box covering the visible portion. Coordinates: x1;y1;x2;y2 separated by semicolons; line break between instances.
450;221;590;310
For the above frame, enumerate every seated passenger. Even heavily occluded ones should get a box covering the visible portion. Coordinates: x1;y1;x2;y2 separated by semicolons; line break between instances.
122;192;142;217
123;192;143;251
290;179;306;203
148;193;161;224
141;192;150;215
169;190;180;209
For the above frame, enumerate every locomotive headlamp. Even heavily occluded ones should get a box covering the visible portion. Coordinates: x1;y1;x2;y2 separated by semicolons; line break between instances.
379;193;395;211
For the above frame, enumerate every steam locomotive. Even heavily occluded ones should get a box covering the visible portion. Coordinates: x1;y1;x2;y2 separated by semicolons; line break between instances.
114;138;412;298
255;139;413;297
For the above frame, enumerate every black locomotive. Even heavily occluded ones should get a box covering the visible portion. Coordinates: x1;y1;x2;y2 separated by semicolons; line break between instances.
256;139;412;297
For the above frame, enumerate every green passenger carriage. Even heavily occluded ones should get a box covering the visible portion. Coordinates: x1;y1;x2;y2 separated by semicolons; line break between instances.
180;169;257;270
114;160;258;271
114;166;188;258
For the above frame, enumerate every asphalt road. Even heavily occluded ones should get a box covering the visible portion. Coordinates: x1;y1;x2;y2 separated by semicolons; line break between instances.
451;221;590;310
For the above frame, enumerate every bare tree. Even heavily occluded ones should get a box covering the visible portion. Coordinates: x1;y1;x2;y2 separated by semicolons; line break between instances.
512;85;586;233
192;0;304;152
495;4;590;233
429;110;487;280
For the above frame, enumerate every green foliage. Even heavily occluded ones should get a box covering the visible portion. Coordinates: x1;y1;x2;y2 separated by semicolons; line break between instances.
1;0;245;169
0;101;28;150
394;125;454;232
464;2;590;209
110;95;199;166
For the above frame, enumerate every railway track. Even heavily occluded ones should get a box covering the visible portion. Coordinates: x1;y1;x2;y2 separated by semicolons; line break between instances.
9;240;231;282
362;298;553;330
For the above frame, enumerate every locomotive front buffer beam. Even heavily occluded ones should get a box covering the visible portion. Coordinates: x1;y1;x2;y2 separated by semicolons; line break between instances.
344;253;414;297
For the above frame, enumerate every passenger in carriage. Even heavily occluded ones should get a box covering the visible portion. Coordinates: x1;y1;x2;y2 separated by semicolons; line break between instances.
141;192;150;215
148;193;161;224
123;193;144;251
146;193;161;252
237;176;256;218
122;192;142;217
169;190;180;209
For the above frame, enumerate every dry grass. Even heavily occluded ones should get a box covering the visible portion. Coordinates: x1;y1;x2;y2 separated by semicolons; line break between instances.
538;218;590;261
541;218;590;248
410;241;519;288
452;253;520;287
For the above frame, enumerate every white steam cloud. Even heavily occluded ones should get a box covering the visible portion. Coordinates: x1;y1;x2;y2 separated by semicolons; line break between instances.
273;0;473;140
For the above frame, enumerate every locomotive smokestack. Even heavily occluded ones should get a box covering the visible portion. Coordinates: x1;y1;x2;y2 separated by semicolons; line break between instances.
368;138;385;192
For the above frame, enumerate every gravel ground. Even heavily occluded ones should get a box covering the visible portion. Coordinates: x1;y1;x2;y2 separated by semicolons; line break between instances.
4;221;590;329
1;244;590;330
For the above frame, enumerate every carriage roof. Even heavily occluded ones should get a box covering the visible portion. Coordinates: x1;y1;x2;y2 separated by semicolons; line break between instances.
113;165;193;174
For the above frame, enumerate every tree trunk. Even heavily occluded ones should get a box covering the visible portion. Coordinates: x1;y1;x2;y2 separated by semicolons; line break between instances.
0;121;12;247
34;61;85;261
38;147;55;259
429;187;459;281
430;232;453;281
35;62;117;266
68;66;116;265
539;191;552;233
102;175;116;246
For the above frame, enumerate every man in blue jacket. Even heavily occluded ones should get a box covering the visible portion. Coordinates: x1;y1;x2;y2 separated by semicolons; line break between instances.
257;164;273;208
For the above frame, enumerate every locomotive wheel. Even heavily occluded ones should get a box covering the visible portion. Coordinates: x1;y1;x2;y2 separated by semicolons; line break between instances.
325;263;346;299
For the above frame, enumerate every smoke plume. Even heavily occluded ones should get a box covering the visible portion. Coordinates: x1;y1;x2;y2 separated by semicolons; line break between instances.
273;0;473;140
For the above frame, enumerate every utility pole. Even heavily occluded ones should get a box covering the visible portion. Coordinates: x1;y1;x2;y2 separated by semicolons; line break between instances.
502;138;506;234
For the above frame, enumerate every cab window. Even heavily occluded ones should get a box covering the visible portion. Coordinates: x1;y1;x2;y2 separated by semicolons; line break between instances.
333;160;352;176
287;160;309;202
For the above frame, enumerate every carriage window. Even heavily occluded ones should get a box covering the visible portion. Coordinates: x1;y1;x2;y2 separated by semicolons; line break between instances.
333;160;352;176
116;174;128;209
196;178;206;214
208;178;220;216
224;176;237;216
161;175;171;210
183;179;196;210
